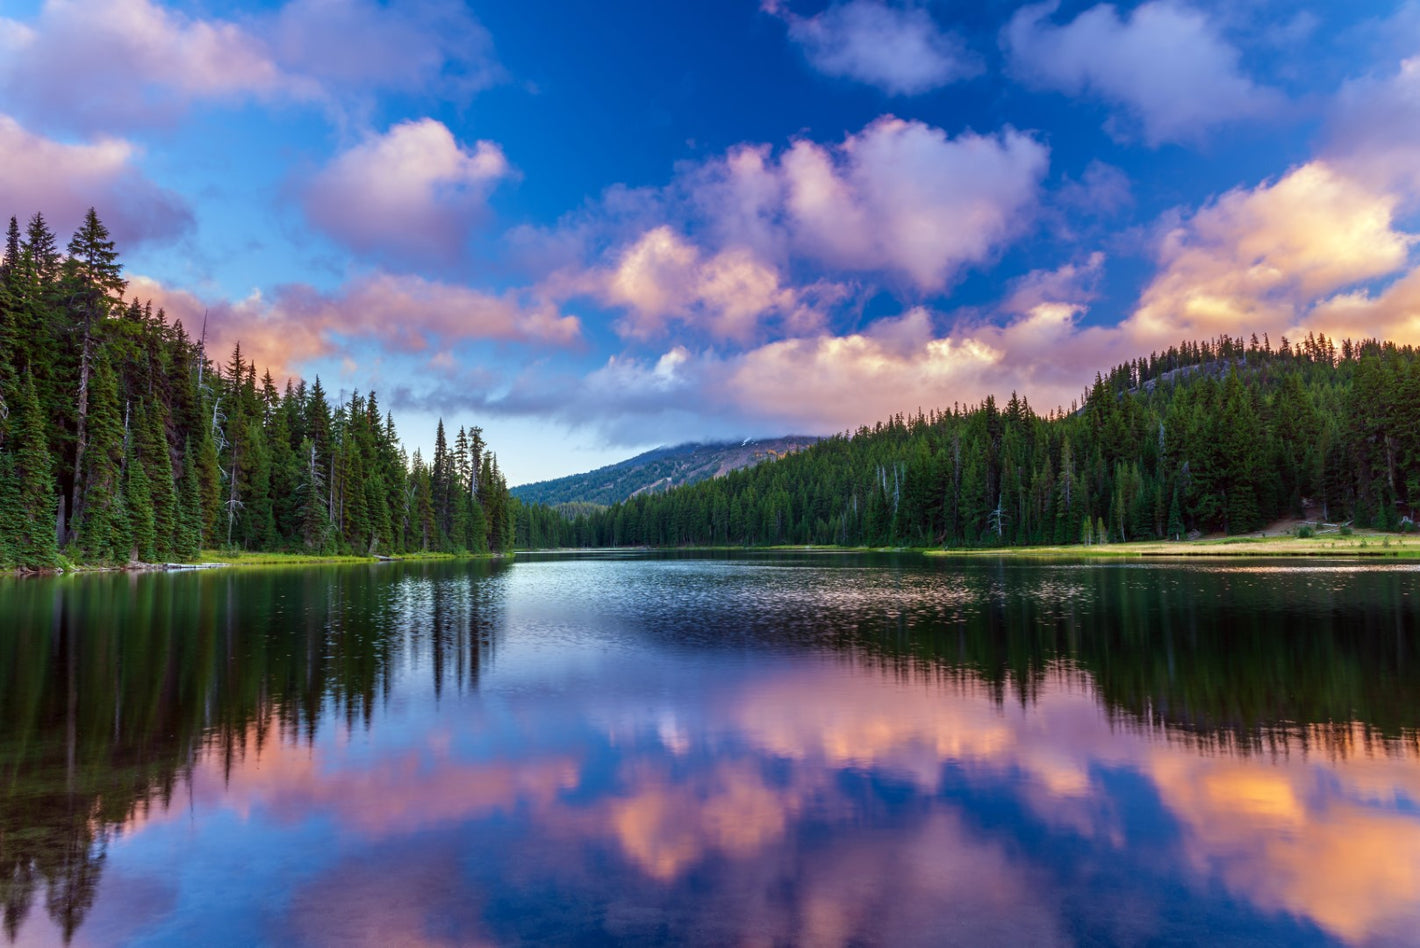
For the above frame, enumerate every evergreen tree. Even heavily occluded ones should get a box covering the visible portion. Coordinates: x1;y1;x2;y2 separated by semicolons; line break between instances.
124;451;156;562
8;372;60;567
176;439;203;560
73;353;127;561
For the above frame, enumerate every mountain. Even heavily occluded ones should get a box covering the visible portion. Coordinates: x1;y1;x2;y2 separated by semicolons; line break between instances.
510;437;821;507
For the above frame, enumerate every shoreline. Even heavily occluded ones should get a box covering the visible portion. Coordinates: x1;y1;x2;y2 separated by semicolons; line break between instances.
521;533;1420;559
925;532;1420;558
2;549;512;577
17;534;1420;574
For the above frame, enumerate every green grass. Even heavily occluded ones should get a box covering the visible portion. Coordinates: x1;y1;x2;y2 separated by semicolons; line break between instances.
925;531;1420;558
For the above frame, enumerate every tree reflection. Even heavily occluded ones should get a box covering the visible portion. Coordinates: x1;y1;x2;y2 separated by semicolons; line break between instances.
832;561;1420;755
1;556;1417;941
0;560;506;941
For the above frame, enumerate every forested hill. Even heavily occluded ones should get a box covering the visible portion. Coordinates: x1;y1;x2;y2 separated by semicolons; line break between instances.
0;209;517;569
510;437;820;507
517;333;1420;549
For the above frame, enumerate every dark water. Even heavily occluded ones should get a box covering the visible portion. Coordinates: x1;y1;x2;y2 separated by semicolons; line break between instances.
2;552;1418;947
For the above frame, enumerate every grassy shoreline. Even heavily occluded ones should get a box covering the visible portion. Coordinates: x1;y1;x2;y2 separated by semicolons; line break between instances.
3;549;509;576
925;531;1420;558
193;550;497;567
525;534;1420;559
18;533;1418;574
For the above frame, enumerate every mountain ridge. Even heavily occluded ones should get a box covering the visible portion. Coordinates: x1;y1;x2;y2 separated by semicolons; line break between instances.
511;437;821;507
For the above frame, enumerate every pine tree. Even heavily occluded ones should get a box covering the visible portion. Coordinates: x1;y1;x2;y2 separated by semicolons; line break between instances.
63;210;126;547
1167;487;1184;541
0;216;20;372
73;353;127;561
297;437;333;551
176;439;203;560
4;372;59;567
135;401;178;559
124;451;156;562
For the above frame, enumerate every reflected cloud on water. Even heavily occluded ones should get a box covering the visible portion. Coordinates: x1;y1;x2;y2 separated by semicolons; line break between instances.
2;554;1418;945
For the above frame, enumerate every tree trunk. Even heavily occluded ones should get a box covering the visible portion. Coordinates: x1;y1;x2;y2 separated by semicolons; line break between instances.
67;331;92;545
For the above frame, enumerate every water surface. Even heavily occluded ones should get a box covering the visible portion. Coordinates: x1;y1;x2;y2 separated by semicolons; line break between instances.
2;553;1418;946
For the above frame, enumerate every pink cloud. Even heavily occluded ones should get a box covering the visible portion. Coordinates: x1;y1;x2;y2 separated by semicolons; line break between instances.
469;285;1116;444
0;0;285;131
588;117;1046;297
1126;161;1415;345
439;147;1420;443
1328;56;1420;202
517;116;1047;298
0;114;192;246
128;270;581;381
0;0;501;133
718;303;1117;430
302;119;512;264
590;226;845;342
771;0;982;95
1003;1;1283;145
778;117;1048;290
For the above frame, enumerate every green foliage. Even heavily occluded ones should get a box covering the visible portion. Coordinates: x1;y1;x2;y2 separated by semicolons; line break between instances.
523;333;1420;551
0;208;515;568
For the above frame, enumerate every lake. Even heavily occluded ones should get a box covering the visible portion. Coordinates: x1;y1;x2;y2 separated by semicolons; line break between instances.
1;552;1418;946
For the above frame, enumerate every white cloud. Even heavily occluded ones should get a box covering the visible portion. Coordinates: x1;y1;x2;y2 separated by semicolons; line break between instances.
302;119;512;264
0;0;283;131
1003;0;1282;145
674;117;1048;292
1328;56;1420;201
1127;161;1414;343
775;0;981;95
0;114;192;246
129;269;580;382
269;0;502;101
596;226;837;342
531;115;1048;313
778;117;1049;290
0;0;501;132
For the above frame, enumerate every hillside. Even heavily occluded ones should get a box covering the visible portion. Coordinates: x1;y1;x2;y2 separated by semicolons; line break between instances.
510;437;821;507
514;333;1420;550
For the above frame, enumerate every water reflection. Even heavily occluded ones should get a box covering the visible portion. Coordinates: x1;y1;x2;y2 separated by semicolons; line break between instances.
0;562;505;944
1;554;1417;945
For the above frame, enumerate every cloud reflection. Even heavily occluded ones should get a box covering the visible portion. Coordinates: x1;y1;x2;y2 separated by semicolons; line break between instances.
43;650;1420;945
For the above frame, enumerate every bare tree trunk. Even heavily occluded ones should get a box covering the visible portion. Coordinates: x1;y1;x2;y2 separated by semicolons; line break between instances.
67;331;92;545
226;444;239;547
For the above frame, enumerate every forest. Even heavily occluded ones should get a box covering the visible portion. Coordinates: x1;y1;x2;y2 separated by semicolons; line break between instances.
518;332;1420;549
0;209;516;570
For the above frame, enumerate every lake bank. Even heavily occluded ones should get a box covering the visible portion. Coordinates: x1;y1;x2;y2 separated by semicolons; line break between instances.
1;548;510;576
524;534;1420;558
927;531;1420;558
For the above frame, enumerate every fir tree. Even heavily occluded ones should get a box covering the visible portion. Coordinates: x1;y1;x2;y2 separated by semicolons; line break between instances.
73;353;127;561
125;451;156;562
176;439;203;560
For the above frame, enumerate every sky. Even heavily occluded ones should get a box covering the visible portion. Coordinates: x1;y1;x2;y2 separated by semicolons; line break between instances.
2;0;1419;484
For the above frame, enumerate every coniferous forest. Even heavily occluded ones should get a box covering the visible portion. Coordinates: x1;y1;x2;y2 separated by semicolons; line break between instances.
519;333;1420;549
0;210;516;570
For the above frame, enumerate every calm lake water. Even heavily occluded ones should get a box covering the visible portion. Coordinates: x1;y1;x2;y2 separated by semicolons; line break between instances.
1;552;1418;946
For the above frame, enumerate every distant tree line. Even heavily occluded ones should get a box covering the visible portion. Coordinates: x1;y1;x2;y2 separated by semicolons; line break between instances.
520;332;1420;548
0;209;515;568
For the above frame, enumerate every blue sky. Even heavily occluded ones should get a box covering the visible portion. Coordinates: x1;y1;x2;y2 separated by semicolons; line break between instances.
2;0;1418;483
